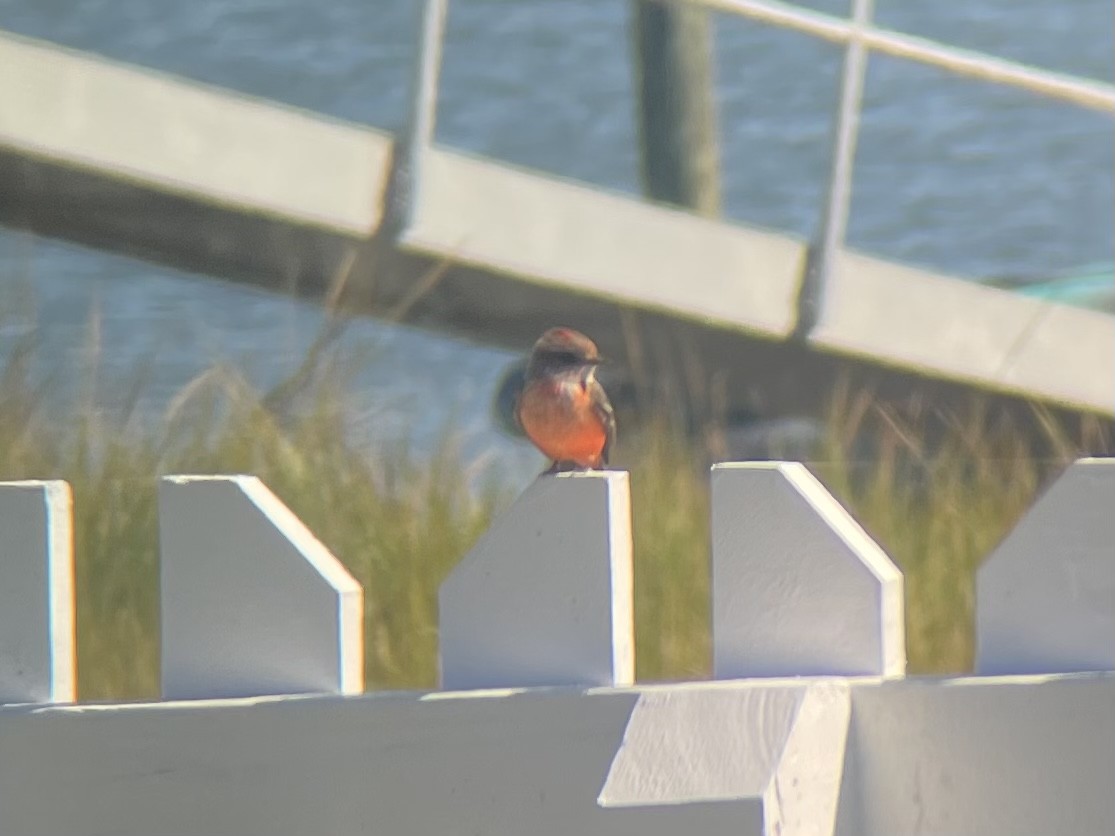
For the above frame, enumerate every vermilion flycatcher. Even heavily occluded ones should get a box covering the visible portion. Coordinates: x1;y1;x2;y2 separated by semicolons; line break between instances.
516;327;616;472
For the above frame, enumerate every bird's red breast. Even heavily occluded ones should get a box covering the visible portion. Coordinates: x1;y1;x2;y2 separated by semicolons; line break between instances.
518;374;609;469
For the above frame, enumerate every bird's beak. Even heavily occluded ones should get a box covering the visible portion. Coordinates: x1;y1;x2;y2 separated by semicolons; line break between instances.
594;355;610;366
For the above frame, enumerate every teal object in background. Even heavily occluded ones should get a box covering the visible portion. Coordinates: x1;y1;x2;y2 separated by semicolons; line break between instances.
988;263;1114;313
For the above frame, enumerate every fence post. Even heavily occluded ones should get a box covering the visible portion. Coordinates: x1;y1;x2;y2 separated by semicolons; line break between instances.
711;462;905;678
159;475;363;699
0;481;74;704
977;457;1115;674
439;471;634;690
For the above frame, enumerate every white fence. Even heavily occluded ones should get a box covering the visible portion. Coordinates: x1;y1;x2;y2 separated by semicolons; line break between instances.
0;460;1113;835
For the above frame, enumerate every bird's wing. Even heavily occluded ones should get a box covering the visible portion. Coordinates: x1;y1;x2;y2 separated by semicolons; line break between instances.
589;379;617;466
512;387;524;432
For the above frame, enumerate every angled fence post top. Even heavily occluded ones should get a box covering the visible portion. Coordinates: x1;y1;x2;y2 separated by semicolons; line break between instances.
159;475;364;700
9;461;1115;834
0;481;75;705
439;470;634;691
977;457;1115;675
711;462;905;679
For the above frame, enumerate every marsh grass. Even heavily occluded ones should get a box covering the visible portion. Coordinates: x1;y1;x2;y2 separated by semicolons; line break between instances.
0;331;505;699
812;383;1109;672
0;331;1108;698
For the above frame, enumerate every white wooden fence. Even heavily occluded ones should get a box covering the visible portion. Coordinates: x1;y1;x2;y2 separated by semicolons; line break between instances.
0;460;1113;835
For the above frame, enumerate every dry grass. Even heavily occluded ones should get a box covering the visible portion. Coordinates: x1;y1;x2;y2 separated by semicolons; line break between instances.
811;382;1108;672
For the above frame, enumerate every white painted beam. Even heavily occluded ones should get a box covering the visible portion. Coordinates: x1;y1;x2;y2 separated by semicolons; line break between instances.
0;481;75;705
0;33;387;234
439;471;634;690
840;673;1115;836
0;678;851;836
159;476;363;700
407;147;804;339
811;235;1115;415
711;462;905;679
5;674;1110;835
977;457;1115;675
600;680;850;836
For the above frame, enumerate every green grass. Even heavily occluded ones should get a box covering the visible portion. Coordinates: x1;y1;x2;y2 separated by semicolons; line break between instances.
810;384;1105;673
0;332;1107;699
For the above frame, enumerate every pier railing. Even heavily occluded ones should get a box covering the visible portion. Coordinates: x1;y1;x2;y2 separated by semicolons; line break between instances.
3;16;1113;421
1;459;1113;833
403;0;1115;330
694;0;1114;327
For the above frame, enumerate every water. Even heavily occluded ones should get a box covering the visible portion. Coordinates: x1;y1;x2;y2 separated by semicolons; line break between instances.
1;0;1112;482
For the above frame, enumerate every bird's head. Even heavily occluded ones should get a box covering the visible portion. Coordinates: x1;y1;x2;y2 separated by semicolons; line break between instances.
527;327;605;376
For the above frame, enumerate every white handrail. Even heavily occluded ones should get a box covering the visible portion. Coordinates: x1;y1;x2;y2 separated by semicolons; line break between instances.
402;0;1113;338
685;0;1115;113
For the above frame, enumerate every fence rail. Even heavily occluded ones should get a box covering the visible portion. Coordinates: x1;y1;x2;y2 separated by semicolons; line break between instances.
1;459;1113;834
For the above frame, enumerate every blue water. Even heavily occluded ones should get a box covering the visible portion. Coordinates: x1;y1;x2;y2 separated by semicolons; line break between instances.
1;0;1112;482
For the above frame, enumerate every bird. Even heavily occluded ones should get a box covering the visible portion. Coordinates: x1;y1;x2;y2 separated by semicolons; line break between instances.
515;327;616;473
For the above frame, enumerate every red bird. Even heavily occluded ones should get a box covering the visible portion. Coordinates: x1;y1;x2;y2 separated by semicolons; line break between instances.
516;327;616;473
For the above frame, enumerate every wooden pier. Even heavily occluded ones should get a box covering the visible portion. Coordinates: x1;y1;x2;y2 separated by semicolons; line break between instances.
1;30;1112;433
